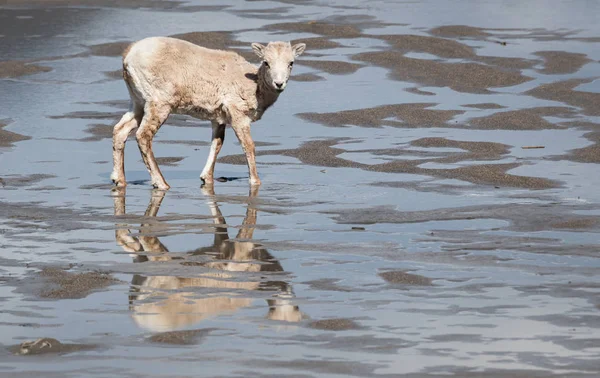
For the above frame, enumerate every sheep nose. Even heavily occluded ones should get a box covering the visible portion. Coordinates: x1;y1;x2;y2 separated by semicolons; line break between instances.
274;81;284;89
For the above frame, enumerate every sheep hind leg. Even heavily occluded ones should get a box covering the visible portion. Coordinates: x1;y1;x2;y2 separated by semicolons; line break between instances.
200;121;226;185
111;106;143;187
135;103;171;190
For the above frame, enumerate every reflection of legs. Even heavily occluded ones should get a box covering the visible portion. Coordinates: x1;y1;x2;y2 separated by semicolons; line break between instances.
113;188;170;262
200;121;226;184
111;104;143;187
201;185;229;248
135;103;171;190
112;188;142;254
236;186;259;240
139;190;170;259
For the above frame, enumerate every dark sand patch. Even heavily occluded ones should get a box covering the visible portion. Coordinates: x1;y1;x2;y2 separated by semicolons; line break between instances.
429;25;491;39
307;318;361;331
374;30;537;71
362;138;510;163
551;218;598;230
262;14;393;39
154;156;185;166
379;271;432;286
220;137;554;189
9;338;95;356
422;163;558;190
262;21;363;39
526;79;600;116
148;328;214;345
353;51;533;93
534;51;591;75
291;73;325;82
1;174;54;187
303;278;353;292
468;107;574;130
220;139;363;168
293;36;341;50
462;103;506;109
36;267;120;299
565;131;600;164
429;25;600;45
88;41;131;57
405;87;436;96
0;60;51;78
82;123;113;141
410;137;510;162
298;59;363;75
230;6;293;20
475;55;538;70
0;121;31;148
377;34;475;59
298;103;463;128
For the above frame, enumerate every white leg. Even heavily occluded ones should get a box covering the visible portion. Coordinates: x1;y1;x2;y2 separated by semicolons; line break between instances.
200;121;226;184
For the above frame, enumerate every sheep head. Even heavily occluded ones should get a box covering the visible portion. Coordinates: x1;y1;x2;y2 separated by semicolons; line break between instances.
252;41;306;93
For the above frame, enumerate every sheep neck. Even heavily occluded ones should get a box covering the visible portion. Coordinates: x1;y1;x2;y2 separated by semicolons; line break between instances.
256;64;280;115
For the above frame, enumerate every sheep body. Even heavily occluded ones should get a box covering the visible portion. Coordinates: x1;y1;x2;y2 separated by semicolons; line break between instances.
111;36;306;189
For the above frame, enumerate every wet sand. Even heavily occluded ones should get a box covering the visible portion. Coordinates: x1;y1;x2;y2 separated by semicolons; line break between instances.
0;121;30;148
148;328;215;345
0;60;51;78
1;0;600;377
298;103;463;128
353;50;533;93
35;267;120;299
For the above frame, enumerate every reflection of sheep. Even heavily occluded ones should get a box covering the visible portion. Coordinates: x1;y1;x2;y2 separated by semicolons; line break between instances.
110;37;306;189
114;188;303;332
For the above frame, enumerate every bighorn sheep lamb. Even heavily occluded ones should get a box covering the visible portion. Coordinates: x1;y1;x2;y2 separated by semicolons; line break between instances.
110;37;306;189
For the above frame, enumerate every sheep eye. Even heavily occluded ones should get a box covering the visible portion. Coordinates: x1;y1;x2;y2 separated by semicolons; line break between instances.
263;61;270;68
289;61;294;67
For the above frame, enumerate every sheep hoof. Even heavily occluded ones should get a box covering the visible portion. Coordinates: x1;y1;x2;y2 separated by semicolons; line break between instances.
200;176;214;184
112;179;127;188
152;182;170;191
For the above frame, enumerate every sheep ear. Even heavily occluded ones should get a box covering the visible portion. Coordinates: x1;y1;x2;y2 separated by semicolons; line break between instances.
292;43;306;57
251;43;265;59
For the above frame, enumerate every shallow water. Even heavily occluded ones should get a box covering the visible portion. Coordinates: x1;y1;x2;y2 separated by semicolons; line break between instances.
1;0;599;377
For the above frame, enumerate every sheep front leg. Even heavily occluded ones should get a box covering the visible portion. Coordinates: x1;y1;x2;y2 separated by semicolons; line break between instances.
231;118;261;186
200;121;226;184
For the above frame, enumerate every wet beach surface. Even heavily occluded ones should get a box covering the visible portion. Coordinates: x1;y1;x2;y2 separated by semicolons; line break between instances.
1;0;600;377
